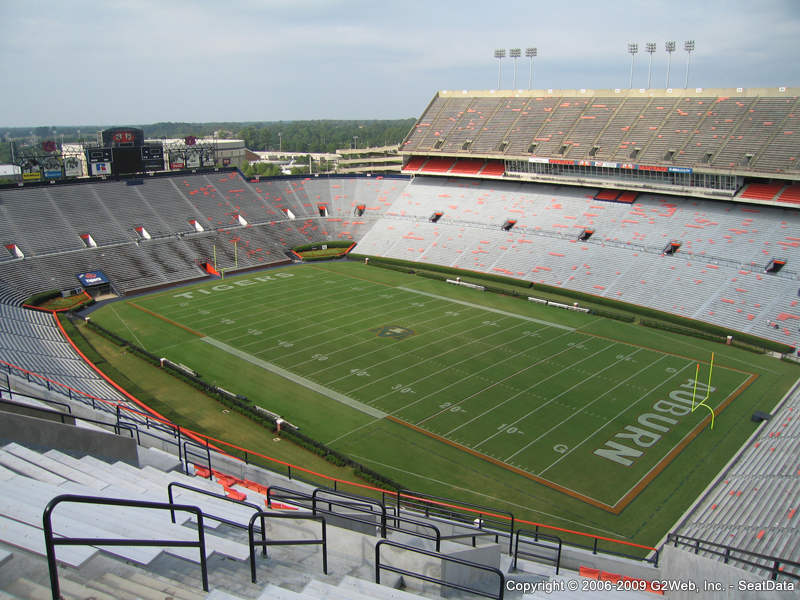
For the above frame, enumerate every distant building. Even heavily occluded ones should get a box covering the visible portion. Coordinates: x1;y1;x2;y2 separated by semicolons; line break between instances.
335;145;402;173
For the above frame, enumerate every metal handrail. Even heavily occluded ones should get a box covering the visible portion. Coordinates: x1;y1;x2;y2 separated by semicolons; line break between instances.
666;533;800;581
43;494;209;600
312;487;387;537
167;481;265;538
514;530;562;574
248;511;327;582
0;387;72;414
395;489;514;554
375;539;505;599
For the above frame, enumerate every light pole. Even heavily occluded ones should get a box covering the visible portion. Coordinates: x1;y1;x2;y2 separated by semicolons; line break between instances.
353;135;358;150
645;42;656;89
525;47;537;89
628;43;639;89
510;48;521;89
665;41;676;88
494;48;506;89
278;132;282;153
684;40;695;88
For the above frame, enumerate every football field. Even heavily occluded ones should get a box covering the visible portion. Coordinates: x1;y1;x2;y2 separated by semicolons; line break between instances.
93;261;758;513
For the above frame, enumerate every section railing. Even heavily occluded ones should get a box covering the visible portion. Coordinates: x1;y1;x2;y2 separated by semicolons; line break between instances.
375;539;506;600
665;533;800;582
248;511;328;583
43;494;209;600
513;530;562;574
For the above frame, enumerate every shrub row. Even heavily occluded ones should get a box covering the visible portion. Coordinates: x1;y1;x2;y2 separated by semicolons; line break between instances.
24;289;61;306
351;254;793;354
85;318;402;491
293;240;353;252
350;254;533;289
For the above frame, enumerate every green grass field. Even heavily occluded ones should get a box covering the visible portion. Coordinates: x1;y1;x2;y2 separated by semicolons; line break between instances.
89;261;799;549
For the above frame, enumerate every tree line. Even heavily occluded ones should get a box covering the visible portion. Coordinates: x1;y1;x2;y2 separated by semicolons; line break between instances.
1;118;416;160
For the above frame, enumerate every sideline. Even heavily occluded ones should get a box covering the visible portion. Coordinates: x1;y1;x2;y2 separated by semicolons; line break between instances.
201;337;388;419
396;287;575;331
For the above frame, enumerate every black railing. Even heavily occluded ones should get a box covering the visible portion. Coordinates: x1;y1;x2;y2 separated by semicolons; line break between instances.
248;511;328;582
312;488;387;537
375;539;505;600
0;388;72;414
513;530;562;574
43;494;209;600
166;481;266;548
666;533;800;582
394;489;514;554
266;484;314;508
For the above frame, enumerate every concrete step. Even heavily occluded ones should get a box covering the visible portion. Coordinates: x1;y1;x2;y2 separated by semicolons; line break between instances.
126;570;208;600
6;578;51;600
304;579;374;600
206;590;249;600
337;574;427;599
58;576;117;600
257;583;316;599
0;449;66;486
0;514;96;568
2;443;107;490
102;572;199;600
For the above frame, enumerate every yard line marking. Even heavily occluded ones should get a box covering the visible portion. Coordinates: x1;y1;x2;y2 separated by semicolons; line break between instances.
417;340;613;427
345;454;627;538
201;336;387;419
110;304;147;349
129;302;205;337
327;324;562;444
443;340;621;437
475;346;642;451
350;319;540;399
396;287;574;331
376;328;577;413
321;311;505;383
537;359;693;477
501;350;658;462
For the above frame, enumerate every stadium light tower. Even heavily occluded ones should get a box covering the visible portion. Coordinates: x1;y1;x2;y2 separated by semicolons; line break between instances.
510;48;521;89
525;47;537;89
494;48;506;89
627;43;639;89
684;40;695;88
665;41;676;88
645;42;656;89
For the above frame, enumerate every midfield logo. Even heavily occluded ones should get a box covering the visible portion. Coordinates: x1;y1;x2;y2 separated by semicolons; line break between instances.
372;325;415;340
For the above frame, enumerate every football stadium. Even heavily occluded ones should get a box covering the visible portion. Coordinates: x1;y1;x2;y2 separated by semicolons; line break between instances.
1;86;799;599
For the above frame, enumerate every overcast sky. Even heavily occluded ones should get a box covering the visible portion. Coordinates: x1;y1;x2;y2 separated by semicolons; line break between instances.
1;0;798;127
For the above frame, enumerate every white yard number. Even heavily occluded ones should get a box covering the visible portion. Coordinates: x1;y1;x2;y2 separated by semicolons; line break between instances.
221;318;235;325
439;402;465;413
497;423;524;435
312;354;328;361
482;321;498;326
391;384;415;394
278;340;294;348
350;369;370;377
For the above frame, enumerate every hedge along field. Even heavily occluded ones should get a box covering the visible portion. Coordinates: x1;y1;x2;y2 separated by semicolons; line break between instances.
88;261;800;550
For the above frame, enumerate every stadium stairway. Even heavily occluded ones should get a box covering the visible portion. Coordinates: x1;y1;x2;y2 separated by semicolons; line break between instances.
0;435;664;600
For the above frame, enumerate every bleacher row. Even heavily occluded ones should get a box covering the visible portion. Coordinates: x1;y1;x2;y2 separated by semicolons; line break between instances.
0;304;128;405
403;92;800;173
0;438;667;600
0;173;407;299
356;176;800;351
672;385;800;580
